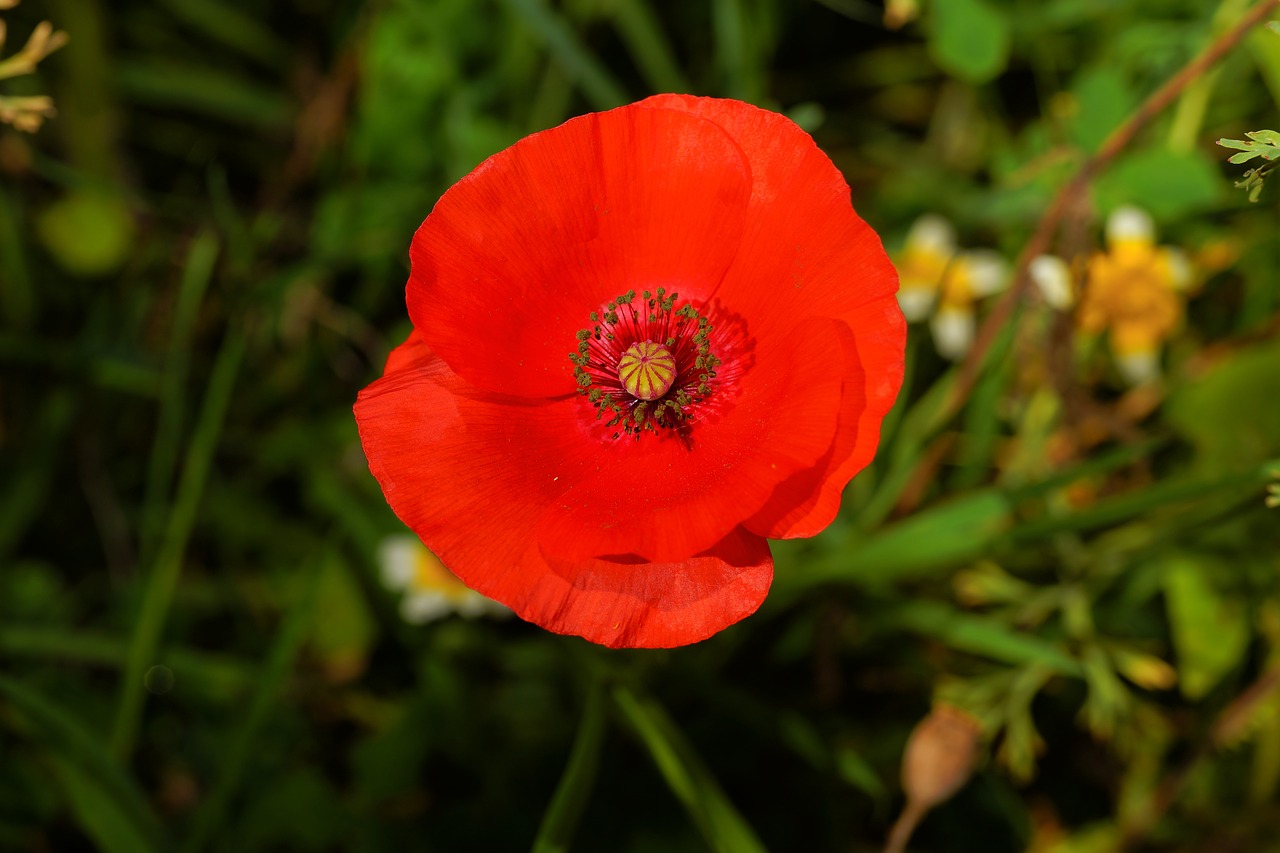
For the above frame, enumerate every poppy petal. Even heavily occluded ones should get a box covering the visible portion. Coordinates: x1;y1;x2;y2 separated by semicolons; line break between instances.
746;297;906;538
354;332;772;648
408;104;753;399
637;94;900;335
528;528;773;648
638;95;905;536
537;316;846;562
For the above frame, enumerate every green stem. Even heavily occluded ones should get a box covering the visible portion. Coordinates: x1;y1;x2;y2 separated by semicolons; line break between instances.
139;231;220;565
109;327;246;760
531;683;607;853
1167;0;1251;151
181;551;324;853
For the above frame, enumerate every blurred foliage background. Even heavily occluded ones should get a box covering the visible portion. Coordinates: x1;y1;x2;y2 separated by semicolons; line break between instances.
2;0;1280;851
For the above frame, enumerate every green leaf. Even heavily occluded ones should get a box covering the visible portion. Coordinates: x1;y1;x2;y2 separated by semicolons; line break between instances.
306;557;377;679
1067;67;1136;152
613;687;768;853
532;685;607;853
50;759;160;853
1093;149;1224;222
928;0;1011;84
182;554;324;853
1166;339;1280;472
1161;554;1249;700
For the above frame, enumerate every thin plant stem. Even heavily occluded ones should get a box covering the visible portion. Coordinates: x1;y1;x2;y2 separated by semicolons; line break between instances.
109;327;247;760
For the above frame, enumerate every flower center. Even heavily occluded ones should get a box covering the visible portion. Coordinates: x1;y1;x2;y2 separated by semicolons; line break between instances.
568;289;720;440
618;340;676;401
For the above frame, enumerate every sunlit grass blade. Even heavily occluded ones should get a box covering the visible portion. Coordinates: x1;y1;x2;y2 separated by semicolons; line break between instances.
612;686;768;853
1009;463;1276;543
883;601;1082;677
952;328;1014;489
110;327;248;760
140;230;220;564
531;683;607;853
856;361;957;532
181;550;325;853
779;489;1012;600
500;0;628;110
0;674;166;852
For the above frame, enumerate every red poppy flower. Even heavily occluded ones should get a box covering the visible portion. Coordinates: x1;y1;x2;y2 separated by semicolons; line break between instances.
355;95;905;649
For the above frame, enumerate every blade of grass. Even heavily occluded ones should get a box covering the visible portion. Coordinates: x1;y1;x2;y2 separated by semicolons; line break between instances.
856;362;957;533
110;327;247;760
608;0;692;93
153;0;289;67
0;392;75;557
612;685;768;853
712;0;753;101
500;0;628;110
0;673;166;851
0;188;34;329
951;325;1015;490
0;334;162;395
50;758;160;853
883;601;1083;677
531;683;607;853
140;230;219;564
180;549;324;853
116;62;294;129
1009;463;1275;543
0;625;253;697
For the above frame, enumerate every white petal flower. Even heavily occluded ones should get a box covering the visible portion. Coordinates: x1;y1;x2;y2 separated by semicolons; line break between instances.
1116;350;1160;385
377;534;509;624
960;249;1009;299
907;214;957;257
378;536;419;591
930;306;975;361
1029;255;1074;310
1106;206;1155;247
898;288;937;322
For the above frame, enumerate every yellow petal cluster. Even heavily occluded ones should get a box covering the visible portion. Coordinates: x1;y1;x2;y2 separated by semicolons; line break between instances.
1079;207;1190;384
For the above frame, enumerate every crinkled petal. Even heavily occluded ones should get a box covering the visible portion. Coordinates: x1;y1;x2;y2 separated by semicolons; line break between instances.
354;332;772;647
530;529;772;648
638;94;901;335
408;104;753;399
639;95;906;538
746;297;905;538
537;316;845;562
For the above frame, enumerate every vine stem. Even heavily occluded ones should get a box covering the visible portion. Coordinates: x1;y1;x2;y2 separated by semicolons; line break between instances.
938;0;1280;433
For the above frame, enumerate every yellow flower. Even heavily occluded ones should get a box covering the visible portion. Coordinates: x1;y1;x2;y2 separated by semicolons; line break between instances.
378;535;508;624
896;214;957;322
1079;206;1190;385
894;215;1008;360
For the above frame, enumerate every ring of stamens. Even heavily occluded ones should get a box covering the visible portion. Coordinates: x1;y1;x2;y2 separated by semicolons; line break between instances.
568;289;721;439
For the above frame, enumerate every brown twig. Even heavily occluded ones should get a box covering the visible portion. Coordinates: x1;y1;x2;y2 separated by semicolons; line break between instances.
933;0;1280;448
